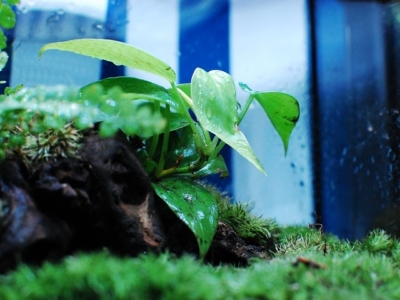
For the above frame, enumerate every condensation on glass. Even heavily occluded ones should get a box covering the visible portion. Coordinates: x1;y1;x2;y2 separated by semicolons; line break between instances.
315;1;400;239
10;0;108;87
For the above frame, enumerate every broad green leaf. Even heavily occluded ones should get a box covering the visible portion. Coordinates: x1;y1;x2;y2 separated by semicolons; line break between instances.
81;78;186;132
81;77;178;108
239;83;300;153
153;178;218;258
254;92;299;153
39;39;176;83
6;0;21;5
193;155;229;178
163;126;199;169
192;69;237;135
0;3;15;29
135;148;157;175
0;51;8;71
160;107;188;132
191;68;265;174
0;30;6;50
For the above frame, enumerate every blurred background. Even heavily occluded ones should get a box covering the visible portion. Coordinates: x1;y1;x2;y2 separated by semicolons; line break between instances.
3;0;400;240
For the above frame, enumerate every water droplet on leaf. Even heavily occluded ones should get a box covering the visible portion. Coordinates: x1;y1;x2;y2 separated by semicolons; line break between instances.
206;107;212;119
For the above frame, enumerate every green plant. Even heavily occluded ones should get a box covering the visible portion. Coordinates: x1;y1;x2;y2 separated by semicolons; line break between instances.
0;38;300;258
212;185;280;249
0;0;19;79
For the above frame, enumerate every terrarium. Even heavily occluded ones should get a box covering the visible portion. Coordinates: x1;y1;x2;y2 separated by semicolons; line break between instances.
1;1;400;299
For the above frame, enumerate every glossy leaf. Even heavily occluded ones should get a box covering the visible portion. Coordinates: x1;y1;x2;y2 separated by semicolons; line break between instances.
239;83;300;153
254;92;299;153
5;0;21;5
0;3;15;29
191;68;265;174
0;51;8;71
81;78;187;132
153;178;218;258
163;126;199;169
135;148;158;175
193;155;229;178
81;77;179;109
39;39;176;83
0;30;6;50
160;107;188;132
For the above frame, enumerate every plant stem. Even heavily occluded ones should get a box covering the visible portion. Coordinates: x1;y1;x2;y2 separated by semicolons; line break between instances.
237;94;255;125
177;87;212;153
177;88;194;108
170;83;206;149
209;139;225;161
148;101;160;158
156;156;205;178
155;104;170;177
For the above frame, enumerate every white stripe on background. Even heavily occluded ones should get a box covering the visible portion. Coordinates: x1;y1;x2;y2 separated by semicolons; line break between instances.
230;0;313;225
125;0;179;87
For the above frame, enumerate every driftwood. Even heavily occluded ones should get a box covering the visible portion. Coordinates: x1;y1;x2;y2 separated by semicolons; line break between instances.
0;133;268;273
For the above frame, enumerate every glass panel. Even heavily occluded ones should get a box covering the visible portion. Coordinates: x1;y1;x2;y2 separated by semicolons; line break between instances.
314;0;400;239
231;0;313;225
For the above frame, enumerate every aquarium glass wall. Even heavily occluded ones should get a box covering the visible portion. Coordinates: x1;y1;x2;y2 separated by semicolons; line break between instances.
312;0;400;239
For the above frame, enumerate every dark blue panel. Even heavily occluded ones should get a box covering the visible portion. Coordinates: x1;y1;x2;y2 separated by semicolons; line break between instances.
101;0;127;79
179;0;232;194
313;0;351;238
313;0;392;239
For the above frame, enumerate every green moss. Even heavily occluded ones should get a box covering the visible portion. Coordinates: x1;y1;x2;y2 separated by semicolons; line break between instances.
2;229;400;299
2;183;400;299
205;183;280;250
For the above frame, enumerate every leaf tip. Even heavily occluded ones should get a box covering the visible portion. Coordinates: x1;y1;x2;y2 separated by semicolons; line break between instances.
38;45;48;59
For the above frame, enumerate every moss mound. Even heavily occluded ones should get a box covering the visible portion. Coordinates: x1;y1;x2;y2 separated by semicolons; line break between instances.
1;228;400;299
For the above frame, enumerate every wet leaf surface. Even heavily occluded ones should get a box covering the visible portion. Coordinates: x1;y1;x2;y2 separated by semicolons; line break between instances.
153;178;218;258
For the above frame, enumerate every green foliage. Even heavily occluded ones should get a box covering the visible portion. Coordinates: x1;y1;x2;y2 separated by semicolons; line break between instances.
2;229;400;299
0;51;7;72
214;188;279;249
35;38;300;257
0;0;19;84
239;82;300;154
39;39;176;83
153;178;218;258
0;85;165;161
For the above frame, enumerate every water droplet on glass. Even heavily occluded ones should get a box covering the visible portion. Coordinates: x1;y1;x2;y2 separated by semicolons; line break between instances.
93;23;104;31
367;121;373;132
371;156;375;164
